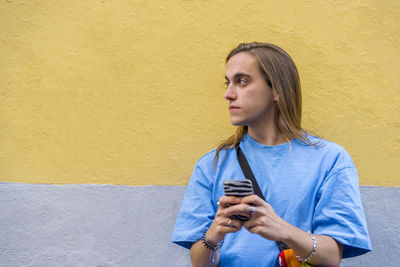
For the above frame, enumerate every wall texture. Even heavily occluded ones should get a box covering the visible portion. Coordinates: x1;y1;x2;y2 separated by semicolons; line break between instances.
1;0;399;186
1;184;399;267
1;0;399;266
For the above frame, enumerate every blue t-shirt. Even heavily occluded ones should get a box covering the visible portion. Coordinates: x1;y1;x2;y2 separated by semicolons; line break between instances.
172;134;371;266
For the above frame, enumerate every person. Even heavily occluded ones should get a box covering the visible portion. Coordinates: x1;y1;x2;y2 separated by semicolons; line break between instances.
172;42;371;266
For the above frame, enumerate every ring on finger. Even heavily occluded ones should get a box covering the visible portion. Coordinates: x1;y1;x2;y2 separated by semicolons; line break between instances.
248;206;256;214
228;219;232;228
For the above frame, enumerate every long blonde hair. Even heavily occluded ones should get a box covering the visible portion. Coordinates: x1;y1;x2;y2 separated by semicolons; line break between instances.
215;42;315;161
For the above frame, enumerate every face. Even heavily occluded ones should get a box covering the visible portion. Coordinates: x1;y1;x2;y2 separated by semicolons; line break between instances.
224;52;276;129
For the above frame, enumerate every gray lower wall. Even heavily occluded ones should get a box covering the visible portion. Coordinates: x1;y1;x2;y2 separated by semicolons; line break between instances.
0;183;399;267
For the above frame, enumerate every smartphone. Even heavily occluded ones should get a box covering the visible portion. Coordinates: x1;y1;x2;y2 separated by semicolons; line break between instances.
223;179;254;221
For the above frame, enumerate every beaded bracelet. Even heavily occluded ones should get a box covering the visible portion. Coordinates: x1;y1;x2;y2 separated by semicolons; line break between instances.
295;231;317;263
201;228;224;264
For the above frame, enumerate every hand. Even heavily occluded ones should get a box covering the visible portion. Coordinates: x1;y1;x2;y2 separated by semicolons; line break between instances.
223;194;291;242
206;196;243;245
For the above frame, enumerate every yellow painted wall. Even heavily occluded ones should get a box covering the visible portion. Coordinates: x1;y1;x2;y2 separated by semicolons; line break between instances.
1;0;399;186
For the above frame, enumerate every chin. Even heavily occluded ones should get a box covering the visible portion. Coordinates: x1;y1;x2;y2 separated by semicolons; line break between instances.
230;119;245;126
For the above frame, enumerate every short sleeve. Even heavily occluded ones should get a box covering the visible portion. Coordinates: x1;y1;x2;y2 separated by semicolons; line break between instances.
313;162;372;258
171;158;216;249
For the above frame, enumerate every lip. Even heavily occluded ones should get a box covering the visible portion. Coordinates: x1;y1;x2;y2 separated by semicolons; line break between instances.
229;105;240;111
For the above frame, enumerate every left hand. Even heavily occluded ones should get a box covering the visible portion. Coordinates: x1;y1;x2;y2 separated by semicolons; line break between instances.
222;194;291;242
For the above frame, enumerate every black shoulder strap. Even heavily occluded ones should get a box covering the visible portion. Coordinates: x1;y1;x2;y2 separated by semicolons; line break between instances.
235;145;265;201
235;144;289;252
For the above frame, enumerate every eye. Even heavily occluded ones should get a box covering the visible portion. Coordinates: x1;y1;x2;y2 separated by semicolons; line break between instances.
238;78;247;86
225;80;230;87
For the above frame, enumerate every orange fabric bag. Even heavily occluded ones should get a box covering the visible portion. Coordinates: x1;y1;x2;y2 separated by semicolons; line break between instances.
277;249;313;267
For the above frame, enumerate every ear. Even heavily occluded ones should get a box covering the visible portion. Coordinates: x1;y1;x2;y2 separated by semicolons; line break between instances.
273;91;279;103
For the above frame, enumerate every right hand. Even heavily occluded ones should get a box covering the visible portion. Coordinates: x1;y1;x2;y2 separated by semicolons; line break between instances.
205;196;244;245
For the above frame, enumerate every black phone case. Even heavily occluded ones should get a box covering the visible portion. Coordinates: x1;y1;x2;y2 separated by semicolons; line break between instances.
223;179;254;221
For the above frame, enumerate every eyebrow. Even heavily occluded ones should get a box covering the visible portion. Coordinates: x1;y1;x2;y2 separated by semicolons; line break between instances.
225;72;251;81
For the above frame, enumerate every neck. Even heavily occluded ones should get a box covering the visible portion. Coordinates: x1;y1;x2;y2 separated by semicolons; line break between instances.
247;123;286;146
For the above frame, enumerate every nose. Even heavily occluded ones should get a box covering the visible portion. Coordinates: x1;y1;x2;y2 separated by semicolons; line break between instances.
224;84;236;100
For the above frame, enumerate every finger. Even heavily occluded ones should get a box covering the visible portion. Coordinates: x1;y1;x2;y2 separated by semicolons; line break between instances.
241;194;267;206
226;218;242;229
216;218;242;232
219;195;241;206
243;217;258;229
220;224;242;233
214;211;244;225
247;205;263;217
226;205;266;220
223;203;255;217
245;224;262;234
